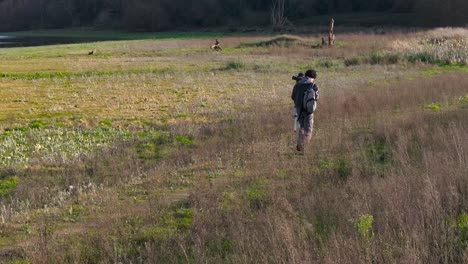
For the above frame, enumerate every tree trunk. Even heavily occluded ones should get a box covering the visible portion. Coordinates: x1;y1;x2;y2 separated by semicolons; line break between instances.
328;18;335;46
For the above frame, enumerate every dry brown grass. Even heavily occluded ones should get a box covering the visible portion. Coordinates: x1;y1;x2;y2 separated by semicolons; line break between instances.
168;72;468;264
16;71;467;263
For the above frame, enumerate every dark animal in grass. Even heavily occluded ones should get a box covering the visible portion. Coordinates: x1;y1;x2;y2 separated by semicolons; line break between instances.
211;39;222;51
88;49;96;55
311;38;327;49
312;43;321;49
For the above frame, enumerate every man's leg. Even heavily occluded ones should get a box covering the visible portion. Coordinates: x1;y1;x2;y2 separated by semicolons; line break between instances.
297;114;314;151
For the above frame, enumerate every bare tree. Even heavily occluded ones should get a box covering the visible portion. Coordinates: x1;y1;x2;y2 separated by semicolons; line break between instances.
270;0;287;30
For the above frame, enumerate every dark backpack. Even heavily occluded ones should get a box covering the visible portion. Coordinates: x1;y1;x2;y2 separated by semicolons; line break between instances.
302;84;317;115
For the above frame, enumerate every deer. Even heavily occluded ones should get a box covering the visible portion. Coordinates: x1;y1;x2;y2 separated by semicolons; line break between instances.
210;39;222;51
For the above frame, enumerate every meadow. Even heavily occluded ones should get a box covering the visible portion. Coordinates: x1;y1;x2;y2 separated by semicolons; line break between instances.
0;27;467;263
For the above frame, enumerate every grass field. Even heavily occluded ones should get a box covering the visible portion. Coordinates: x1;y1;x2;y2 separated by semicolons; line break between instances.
0;28;467;263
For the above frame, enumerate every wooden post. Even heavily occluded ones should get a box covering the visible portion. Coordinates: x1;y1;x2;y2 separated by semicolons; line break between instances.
328;18;335;46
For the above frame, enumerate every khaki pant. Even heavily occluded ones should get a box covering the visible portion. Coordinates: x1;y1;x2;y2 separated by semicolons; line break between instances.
297;113;314;150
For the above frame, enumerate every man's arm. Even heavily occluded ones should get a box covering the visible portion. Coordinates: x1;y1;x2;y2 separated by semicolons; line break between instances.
314;84;319;101
291;84;297;102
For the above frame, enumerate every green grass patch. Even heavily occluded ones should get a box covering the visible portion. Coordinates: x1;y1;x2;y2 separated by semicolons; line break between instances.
447;213;468;249
364;142;392;177
220;192;236;212
175;135;195;146
275;170;288;180
353;214;374;240
312;212;338;248
319;158;352;182
245;179;269;210
1;72;72;80
136;142;158;159
99;119;112;127
135;130;172;160
117;204;195;261
29;120;47;129
98;119;113;131
458;213;468;248
0;68;175;80
0;176;18;197
424;103;441;111
459;95;468;108
5;260;29;264
205;236;233;259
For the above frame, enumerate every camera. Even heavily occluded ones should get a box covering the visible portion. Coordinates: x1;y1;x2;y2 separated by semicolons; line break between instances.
292;73;304;83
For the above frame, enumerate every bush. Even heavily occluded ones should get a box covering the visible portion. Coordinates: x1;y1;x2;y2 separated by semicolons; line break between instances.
367;52;400;65
344;57;362;66
317;59;335;68
407;52;438;64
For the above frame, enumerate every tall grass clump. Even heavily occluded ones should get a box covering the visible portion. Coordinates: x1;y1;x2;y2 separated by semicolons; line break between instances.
221;60;246;71
344;56;363;66
366;52;400;65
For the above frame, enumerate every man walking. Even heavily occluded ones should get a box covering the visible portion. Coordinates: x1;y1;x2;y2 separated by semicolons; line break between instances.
291;69;319;152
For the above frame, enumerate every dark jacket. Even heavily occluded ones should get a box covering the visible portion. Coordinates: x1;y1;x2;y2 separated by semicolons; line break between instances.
291;78;319;109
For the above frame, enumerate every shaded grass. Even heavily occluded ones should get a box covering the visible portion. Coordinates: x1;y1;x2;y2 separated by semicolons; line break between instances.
240;35;316;48
1;29;246;41
219;60;246;71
